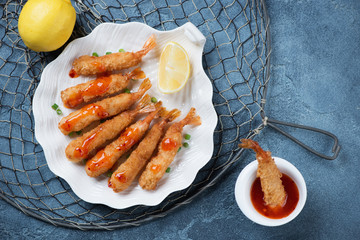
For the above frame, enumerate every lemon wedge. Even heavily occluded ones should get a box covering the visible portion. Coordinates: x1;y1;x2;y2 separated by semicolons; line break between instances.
18;0;76;52
158;41;191;94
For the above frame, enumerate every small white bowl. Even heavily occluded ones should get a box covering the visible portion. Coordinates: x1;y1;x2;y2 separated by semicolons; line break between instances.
235;157;307;226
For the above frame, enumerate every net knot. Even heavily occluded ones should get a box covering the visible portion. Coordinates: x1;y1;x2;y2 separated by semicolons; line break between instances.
262;116;268;126
253;128;261;135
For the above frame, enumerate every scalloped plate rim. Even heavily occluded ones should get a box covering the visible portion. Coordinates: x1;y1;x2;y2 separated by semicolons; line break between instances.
33;22;217;209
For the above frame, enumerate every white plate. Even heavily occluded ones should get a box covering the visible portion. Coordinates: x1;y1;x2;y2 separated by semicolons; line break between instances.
33;22;217;209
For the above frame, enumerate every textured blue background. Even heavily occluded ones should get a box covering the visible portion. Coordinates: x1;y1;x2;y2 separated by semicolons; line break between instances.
1;0;360;239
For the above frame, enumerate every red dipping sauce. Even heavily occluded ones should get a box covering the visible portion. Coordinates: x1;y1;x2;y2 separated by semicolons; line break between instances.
161;138;178;151
250;173;299;219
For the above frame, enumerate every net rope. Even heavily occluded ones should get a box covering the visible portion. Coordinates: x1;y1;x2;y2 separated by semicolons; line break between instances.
0;0;270;229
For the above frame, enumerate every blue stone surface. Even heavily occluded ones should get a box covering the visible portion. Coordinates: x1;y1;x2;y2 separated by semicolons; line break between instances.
1;0;360;239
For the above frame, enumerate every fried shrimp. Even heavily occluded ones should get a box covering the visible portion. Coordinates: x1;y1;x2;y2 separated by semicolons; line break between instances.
61;67;145;108
85;102;162;178
139;108;201;190
69;35;156;77
58;78;152;135
65;95;155;162
108;108;181;192
239;139;286;207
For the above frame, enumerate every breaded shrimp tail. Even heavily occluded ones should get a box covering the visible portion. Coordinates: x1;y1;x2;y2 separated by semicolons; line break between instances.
127;67;146;80
178;107;202;127
159;108;181;122
135;94;154;113
140;101;162;123
151;101;163;119
134;78;152;98
139;34;156;56
239;139;286;207
239;139;267;160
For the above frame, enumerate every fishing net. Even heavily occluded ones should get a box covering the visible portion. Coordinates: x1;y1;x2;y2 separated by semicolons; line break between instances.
0;0;270;229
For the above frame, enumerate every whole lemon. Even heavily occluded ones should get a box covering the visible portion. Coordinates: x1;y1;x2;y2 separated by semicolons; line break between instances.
18;0;76;52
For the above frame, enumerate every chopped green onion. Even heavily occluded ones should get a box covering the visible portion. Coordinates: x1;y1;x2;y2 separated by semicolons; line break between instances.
184;134;191;140
124;88;131;93
166;167;171;173
177;147;181;152
69;131;81;136
106;171;113;177
151;97;157;103
51;103;58;110
100;119;106;123
183;142;189;148
56;109;62;115
92;52;99;57
52;103;62;115
83;159;87;164
118;49;125;52
106;51;112;55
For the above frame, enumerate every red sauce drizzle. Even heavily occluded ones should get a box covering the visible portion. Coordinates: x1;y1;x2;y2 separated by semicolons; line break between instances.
60;104;109;132
250;173;299;219
65;76;112;108
150;164;161;174
115;128;139;151
91;61;106;73
74;127;102;158
69;69;79;78
114;172;127;183
83;75;111;96
161;138;177;151
86;150;113;173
